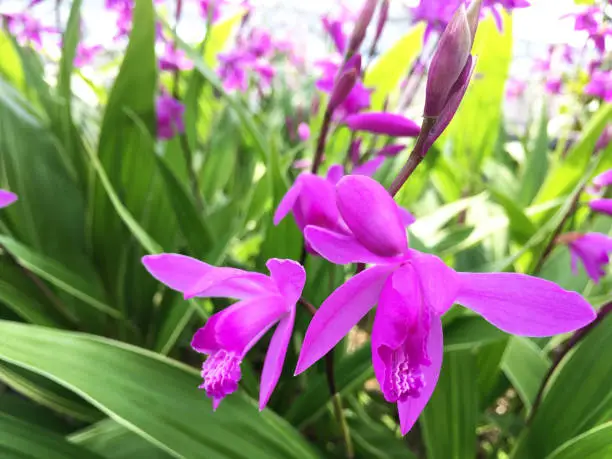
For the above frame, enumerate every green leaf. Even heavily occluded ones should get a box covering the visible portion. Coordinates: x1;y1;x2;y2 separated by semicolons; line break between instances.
446;13;513;169
0;236;118;318
0;362;101;423
421;350;478;459
155;157;214;258
518;106;549;205
488;188;537;244
0;413;104;459
0;321;319;459
364;24;425;110
501;337;549;413
534;103;612;213
512;314;612;458
69;419;174;459
443;315;507;351
285;344;373;428
545;421;612;459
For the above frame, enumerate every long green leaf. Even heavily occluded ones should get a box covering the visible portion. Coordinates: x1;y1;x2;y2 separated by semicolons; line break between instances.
421;350;478;459
545;422;612;459
0;413;103;459
0;321;319;459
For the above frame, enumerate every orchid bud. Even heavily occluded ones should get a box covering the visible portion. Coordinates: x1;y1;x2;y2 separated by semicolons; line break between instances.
424;56;476;150
347;0;378;56
345;112;420;137
328;54;362;112
424;0;482;118
373;0;390;45
329;69;358;112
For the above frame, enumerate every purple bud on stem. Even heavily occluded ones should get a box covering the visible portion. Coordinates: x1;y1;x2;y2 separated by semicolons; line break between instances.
345;112;420;137
346;0;378;56
329;54;362;111
424;0;482;118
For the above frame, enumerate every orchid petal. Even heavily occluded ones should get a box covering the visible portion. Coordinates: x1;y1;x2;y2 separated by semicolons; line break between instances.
326;164;345;185
142;254;213;292
305;226;401;265
592;169;612;188
216;296;287;354
273;178;303;225
352;156;385;176
398;208;416;227
266;258;306;306
184;267;274;300
259;307;295;410
295;265;395;374
410;252;459;315
397;315;443;435
336;175;408;257
589;198;612;216
456;273;596;336
0;190;17;208
191;314;223;354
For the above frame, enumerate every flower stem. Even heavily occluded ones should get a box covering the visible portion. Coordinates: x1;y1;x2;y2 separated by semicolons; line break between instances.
388;117;436;197
532;189;582;273
311;109;333;175
298;297;353;459
528;302;611;424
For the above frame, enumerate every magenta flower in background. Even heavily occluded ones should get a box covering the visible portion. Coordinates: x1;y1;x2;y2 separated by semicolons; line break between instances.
159;44;193;72
74;43;103;68
322;15;347;54
200;0;226;23
296;176;595;434
315;58;371;118
376;144;406;157
344;112;420;137
545;76;563;95
506;78;527;99
156;94;185;140
589;199;612;216
559;232;612;283
142;255;305;409
570;7;600;33
585;70;612;102
0;190;17;209
590;168;612;193
3;13;57;48
297;123;311;141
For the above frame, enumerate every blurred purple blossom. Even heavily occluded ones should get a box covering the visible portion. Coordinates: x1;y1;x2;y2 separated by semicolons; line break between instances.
315;58;371;118
159;44;193;72
561;232;612;283
545;76;563;95
156;93;185;140
74;43;103;68
585;70;612;102
297;123;311;141
0;190;18;209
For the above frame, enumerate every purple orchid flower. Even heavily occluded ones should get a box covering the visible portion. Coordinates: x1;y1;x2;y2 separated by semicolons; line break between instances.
200;0;225;23
506;78;527;99
585;70;612;102
558;232;612;283
322;15;347;54
156;93;185;140
159;44;193;72
274;168;414;254
315;58;371;118
569;7;600;33
0;190;18;209
74;43;103;68
296;176;595;434
142;255;304;409
545;76;563;95
297;123;311;141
